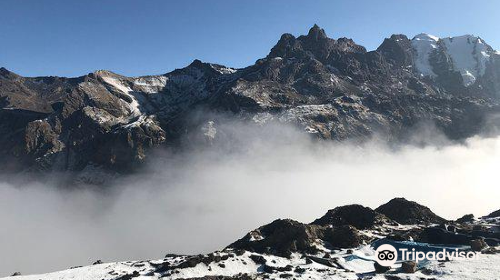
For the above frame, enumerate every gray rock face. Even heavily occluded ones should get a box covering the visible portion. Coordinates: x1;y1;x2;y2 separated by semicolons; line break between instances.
1;25;500;177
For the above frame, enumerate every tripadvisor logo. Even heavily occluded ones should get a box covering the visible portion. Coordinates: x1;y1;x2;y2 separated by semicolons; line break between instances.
376;244;398;266
375;244;480;266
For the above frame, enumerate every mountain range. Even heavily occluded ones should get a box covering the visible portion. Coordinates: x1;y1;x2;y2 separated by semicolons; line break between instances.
1;25;500;178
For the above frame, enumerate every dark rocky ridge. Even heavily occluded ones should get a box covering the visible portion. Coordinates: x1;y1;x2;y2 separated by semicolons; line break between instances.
487;209;500;218
228;219;363;257
4;197;500;278
2;25;500;179
227;197;498;258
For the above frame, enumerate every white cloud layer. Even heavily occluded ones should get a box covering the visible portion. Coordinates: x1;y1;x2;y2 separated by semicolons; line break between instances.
1;122;499;276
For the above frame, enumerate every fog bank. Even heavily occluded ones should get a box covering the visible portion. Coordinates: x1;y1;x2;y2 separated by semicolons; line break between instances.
1;122;499;276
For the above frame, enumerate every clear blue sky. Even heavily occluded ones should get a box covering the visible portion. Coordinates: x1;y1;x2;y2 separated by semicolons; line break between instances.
1;0;498;77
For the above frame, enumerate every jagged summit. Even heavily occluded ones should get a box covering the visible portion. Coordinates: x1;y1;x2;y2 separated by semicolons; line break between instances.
305;24;328;41
412;33;439;42
0;67;19;79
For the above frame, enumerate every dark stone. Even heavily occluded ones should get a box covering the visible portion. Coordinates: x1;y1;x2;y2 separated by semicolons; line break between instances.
374;262;391;273
249;254;266;265
294;267;306;273
456;214;474;223
115;271;140;280
470;239;488;251
401;261;417;273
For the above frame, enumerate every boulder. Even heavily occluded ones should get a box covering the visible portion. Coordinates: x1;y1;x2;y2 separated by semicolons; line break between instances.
374;262;391;273
470;239;488;252
401;261;417;273
456;214;474;223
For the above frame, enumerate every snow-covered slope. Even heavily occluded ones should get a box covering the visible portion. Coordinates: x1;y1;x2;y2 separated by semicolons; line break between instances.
3;199;500;280
412;33;440;77
411;33;496;86
4;250;500;280
442;35;492;86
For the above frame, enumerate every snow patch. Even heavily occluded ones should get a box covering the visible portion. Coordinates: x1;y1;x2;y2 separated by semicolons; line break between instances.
411;33;439;77
133;76;167;94
101;76;141;117
219;67;237;74
411;34;494;87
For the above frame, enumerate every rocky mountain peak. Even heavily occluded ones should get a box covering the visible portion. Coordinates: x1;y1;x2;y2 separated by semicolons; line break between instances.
306;24;328;41
0;67;9;74
411;33;497;86
412;33;439;42
0;67;19;79
267;33;299;59
93;69;117;77
377;34;414;67
188;59;206;68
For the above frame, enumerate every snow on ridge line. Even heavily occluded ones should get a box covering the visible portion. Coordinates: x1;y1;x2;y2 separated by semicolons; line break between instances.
100;76;142;117
441;35;491;86
411;33;494;86
411;33;439;77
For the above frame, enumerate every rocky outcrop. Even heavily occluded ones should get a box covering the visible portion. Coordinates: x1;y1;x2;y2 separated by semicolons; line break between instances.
375;198;446;225
456;214;475;223
228;219;324;257
487;209;500;218
311;204;394;229
227;219;363;257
